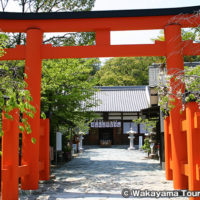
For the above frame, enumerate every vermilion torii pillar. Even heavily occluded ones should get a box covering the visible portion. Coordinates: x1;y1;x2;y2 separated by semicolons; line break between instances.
21;28;43;190
165;24;188;189
164;116;172;180
186;103;200;199
1;109;19;199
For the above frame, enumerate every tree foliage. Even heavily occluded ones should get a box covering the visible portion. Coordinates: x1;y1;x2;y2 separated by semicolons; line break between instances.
0;0;95;12
41;58;99;124
1;0;96;46
95;57;160;86
0;34;36;138
40;58;99;146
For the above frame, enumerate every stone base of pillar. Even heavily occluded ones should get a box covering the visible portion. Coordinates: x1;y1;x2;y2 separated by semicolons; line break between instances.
128;147;136;150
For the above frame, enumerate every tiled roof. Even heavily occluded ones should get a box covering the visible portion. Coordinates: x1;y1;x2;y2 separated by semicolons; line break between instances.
89;86;150;112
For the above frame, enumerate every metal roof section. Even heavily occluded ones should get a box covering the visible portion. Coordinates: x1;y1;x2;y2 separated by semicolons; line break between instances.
0;6;200;20
89;86;150;112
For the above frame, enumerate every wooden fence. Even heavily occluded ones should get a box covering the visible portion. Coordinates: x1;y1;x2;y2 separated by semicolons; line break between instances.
165;102;200;200
1;110;49;200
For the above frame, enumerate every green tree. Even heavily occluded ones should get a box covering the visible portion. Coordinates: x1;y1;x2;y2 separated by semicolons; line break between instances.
40;58;99;147
1;0;96;47
95;57;160;86
0;0;95;12
0;34;36;139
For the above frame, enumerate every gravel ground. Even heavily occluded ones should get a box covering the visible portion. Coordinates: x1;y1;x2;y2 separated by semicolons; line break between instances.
20;146;188;200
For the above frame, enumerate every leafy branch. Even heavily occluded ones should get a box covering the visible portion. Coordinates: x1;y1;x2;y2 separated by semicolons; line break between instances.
0;35;37;143
133;117;157;133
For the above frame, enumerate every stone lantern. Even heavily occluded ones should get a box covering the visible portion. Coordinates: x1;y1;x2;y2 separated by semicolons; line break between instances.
127;127;136;150
79;131;84;152
149;131;157;158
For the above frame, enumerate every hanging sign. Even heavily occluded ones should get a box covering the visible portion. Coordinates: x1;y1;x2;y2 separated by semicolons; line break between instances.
90;121;121;128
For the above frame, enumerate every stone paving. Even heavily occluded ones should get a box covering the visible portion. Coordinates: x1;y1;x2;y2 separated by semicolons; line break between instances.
20;146;188;200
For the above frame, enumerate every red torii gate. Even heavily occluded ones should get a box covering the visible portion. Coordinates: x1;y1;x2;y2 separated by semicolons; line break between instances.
0;5;200;200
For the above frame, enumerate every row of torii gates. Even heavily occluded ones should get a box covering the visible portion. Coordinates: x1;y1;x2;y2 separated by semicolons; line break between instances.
0;5;200;200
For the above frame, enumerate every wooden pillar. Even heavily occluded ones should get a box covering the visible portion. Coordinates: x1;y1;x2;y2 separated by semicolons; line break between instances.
164;116;173;180
39;118;50;181
1;109;19;200
164;24;188;189
186;102;200;200
21;28;43;190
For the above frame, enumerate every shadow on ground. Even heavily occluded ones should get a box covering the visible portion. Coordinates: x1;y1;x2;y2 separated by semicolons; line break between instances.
19;146;163;200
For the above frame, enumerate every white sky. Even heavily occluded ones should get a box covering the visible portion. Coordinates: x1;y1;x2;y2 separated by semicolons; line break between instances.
93;0;200;11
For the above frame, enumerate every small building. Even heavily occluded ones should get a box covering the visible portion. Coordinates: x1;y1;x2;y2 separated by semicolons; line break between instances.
84;86;150;146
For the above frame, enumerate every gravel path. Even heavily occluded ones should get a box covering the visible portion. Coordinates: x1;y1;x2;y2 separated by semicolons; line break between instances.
20;146;188;200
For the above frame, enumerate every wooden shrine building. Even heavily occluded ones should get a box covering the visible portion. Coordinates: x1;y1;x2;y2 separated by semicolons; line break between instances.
84;86;150;146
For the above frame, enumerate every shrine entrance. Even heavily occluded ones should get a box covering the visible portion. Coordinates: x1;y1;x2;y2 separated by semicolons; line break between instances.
99;128;114;146
0;5;200;200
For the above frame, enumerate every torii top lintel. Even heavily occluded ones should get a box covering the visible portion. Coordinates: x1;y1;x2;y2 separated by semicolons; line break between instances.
0;6;200;32
1;6;200;60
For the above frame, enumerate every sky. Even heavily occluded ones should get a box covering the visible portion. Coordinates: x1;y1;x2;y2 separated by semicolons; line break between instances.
93;0;200;11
